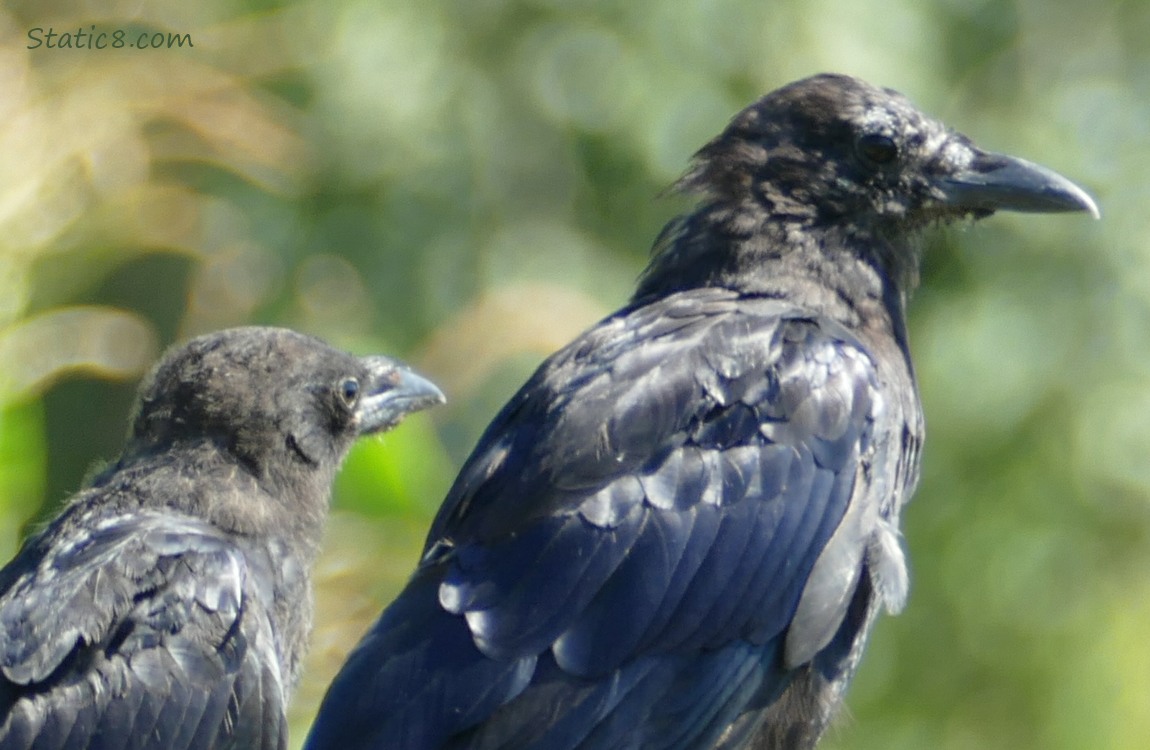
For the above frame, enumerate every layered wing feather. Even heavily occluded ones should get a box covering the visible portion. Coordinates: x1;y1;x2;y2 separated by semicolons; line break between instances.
0;509;286;750
307;287;913;750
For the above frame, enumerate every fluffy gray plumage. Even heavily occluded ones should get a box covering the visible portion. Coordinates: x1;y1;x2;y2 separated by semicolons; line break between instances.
306;73;1097;750
0;327;443;750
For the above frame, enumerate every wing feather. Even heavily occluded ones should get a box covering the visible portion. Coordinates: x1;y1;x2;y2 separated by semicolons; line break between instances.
0;510;285;750
308;288;916;750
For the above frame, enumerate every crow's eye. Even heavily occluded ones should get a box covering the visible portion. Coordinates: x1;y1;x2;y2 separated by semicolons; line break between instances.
856;133;899;166
339;378;360;407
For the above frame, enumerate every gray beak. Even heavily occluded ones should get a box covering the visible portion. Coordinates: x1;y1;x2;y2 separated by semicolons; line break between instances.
357;357;445;435
937;150;1099;219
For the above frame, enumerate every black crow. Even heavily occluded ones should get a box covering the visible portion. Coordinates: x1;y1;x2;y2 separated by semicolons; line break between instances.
0;326;444;750
306;74;1098;750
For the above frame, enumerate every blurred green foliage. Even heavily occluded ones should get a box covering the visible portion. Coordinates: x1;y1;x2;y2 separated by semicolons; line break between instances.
0;0;1145;747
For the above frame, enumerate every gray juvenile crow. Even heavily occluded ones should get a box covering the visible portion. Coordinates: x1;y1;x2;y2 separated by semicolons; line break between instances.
305;74;1097;750
0;327;444;750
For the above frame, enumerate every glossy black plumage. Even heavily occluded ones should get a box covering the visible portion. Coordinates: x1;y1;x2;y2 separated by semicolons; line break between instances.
0;327;443;750
306;74;1097;750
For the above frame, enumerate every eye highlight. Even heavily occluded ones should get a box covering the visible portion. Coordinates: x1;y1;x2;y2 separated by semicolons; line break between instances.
856;133;899;166
338;378;360;407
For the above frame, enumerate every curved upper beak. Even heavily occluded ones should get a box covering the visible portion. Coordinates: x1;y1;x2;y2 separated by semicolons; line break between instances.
356;356;446;435
936;149;1099;219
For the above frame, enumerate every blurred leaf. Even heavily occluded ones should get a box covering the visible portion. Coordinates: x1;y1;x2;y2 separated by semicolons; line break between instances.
0;306;157;405
0;401;45;559
419;281;608;398
333;412;455;518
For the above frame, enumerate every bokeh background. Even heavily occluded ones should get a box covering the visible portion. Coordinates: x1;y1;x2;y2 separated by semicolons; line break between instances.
0;0;1143;747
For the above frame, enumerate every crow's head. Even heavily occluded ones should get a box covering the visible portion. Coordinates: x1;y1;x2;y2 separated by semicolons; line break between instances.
126;327;444;479
680;73;1098;228
637;74;1097;300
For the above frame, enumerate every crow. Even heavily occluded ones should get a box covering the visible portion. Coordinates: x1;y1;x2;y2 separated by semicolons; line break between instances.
305;74;1098;750
0;326;444;750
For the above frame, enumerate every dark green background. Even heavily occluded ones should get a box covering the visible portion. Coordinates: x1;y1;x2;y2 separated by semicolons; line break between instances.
0;0;1142;747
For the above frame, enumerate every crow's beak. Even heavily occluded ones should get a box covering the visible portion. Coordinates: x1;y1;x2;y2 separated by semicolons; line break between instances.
356;357;445;435
937;149;1099;219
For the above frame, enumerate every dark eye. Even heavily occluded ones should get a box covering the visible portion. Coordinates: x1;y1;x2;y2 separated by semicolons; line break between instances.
856;133;898;166
339;378;360;407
